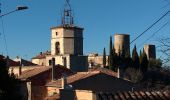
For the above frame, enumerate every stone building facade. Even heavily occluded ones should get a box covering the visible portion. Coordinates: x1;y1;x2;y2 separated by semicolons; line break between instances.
88;53;109;67
32;25;88;72
144;44;156;59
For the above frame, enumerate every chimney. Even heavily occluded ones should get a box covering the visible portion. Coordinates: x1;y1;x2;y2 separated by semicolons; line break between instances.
19;61;22;76
52;58;55;81
117;67;120;78
61;74;67;89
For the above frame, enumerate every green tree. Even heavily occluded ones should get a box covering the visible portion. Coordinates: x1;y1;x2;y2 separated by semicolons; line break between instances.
103;47;106;67
132;45;140;69
148;59;162;70
140;50;149;73
0;56;22;100
112;45;118;71
139;50;143;63
125;68;143;83
109;36;113;70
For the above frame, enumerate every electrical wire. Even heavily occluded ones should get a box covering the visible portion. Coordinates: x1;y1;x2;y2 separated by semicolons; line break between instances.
138;21;170;48
130;10;170;44
0;3;9;56
0;17;8;56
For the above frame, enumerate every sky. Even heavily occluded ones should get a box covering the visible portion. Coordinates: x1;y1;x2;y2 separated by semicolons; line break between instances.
0;0;170;60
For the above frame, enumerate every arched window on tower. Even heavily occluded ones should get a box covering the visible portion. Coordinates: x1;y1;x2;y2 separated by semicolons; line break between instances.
55;42;60;55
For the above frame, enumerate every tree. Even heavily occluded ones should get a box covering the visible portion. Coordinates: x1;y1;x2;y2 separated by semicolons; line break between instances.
159;38;170;66
125;67;143;83
132;45;140;69
0;56;22;100
103;47;106;67
109;36;113;70
148;59;162;70
140;50;149;73
139;50;143;64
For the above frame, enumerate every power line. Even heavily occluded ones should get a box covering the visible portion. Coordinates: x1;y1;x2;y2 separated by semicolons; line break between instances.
0;3;9;56
130;10;170;44
138;21;170;48
0;17;8;56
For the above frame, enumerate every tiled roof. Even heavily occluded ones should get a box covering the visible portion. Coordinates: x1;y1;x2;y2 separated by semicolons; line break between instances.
18;66;50;80
13;57;37;66
18;65;73;80
32;51;51;59
97;90;170;100
0;55;20;66
46;67;118;87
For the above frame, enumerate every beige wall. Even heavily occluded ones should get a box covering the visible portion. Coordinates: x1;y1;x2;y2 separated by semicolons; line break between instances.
32;58;46;66
46;55;88;72
46;87;60;96
9;66;40;77
88;55;109;67
46;55;70;68
51;28;64;55
51;27;83;55
75;90;96;100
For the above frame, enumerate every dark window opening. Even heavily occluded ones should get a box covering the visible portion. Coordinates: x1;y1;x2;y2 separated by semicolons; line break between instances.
55;42;60;55
49;60;52;66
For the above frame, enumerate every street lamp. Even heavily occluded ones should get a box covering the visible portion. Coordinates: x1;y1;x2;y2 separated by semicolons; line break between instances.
0;6;28;67
0;6;28;17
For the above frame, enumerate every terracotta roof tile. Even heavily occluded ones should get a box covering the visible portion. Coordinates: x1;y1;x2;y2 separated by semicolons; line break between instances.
32;51;51;59
18;65;73;80
0;55;20;66
46;67;118;87
97;90;170;100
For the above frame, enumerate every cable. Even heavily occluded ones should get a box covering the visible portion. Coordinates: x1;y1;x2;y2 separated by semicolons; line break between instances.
130;10;170;44
0;17;8;56
138;21;170;48
0;4;9;56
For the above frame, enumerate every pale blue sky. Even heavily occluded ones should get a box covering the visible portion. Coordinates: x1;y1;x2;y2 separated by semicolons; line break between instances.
0;0;170;60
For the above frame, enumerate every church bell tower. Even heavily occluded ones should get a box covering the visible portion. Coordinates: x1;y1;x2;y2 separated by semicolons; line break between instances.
51;0;84;56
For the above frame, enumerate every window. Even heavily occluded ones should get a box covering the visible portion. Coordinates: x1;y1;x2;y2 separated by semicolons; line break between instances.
49;60;52;66
55;42;60;54
56;32;58;36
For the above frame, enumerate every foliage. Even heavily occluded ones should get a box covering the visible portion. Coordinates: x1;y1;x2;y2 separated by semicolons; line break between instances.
109;36;114;70
148;59;162;70
0;58;22;100
140;50;148;73
125;67;143;83
132;45;140;69
103;48;106;67
159;38;170;65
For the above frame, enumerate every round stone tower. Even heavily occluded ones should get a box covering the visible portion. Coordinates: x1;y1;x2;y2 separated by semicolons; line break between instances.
114;34;130;54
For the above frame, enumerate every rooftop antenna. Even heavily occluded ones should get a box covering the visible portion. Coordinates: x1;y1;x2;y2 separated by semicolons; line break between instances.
61;0;74;26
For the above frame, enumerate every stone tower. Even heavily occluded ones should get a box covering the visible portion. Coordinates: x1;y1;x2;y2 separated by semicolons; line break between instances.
114;34;130;54
144;44;156;59
47;0;88;72
51;26;83;56
51;0;83;56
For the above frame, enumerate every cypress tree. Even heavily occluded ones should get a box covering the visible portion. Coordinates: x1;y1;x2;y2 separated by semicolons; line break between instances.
132;45;140;69
140;50;149;73
112;45;118;71
139;50;143;64
103;47;106;67
109;36;113;70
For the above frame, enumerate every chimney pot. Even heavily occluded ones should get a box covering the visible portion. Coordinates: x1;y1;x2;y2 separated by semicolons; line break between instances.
52;58;55;81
